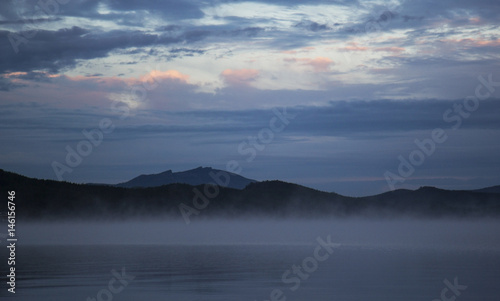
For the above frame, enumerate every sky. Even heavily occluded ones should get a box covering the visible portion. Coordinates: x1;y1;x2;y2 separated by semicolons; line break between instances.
0;0;499;196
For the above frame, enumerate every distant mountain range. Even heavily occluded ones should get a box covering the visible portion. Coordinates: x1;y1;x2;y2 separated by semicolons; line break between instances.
115;166;256;189
472;186;500;194
1;168;500;220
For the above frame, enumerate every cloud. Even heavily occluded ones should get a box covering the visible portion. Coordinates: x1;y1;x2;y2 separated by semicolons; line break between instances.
0;77;14;91
0;17;62;25
0;27;157;73
104;0;205;20
1;0;500;195
374;46;405;54
0;0;204;24
306;57;334;72
284;57;334;72
242;0;359;6
295;20;332;32
439;38;500;50
0;69;196;113
8;98;500;139
138;70;190;84
0;26;210;74
220;68;260;86
338;42;369;52
224;27;264;37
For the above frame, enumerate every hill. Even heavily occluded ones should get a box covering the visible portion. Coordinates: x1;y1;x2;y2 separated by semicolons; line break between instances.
471;185;500;194
115;166;256;189
1;169;500;220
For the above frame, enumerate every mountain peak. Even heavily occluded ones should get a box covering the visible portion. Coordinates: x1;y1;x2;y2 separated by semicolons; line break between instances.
116;167;257;189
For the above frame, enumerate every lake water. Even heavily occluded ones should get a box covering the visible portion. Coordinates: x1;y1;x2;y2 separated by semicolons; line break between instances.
4;219;500;300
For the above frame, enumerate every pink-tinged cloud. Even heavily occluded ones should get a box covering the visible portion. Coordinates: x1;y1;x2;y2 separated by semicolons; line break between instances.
469;17;481;24
1;70;192;110
375;47;405;54
284;57;334;72
138;70;189;85
339;42;369;52
307;57;334;72
53;70;190;92
220;68;259;86
440;38;500;48
467;17;488;25
3;71;29;77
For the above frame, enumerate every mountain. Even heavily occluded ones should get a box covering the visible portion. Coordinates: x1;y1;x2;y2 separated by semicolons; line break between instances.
359;186;500;217
471;185;500;194
1;169;500;220
115;166;256;189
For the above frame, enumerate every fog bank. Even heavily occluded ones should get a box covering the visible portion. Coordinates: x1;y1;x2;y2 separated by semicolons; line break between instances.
16;218;500;251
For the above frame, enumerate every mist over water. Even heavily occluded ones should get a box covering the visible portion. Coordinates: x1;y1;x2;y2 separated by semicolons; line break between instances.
18;218;500;250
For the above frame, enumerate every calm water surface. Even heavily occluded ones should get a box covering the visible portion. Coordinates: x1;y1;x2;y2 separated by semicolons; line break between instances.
1;244;497;301
4;219;500;300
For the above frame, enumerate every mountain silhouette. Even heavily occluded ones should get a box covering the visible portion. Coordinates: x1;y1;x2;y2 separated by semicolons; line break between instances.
1;169;500;220
115;166;256;189
472;185;500;194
